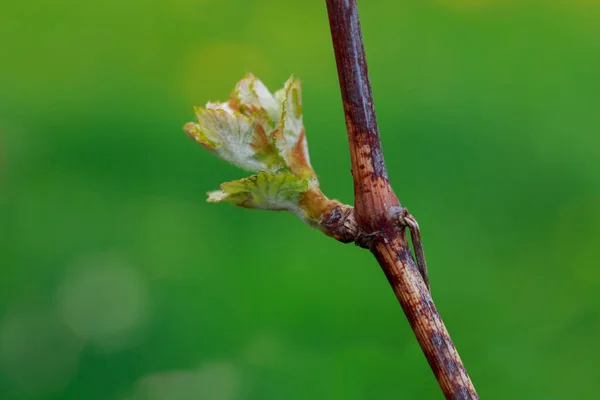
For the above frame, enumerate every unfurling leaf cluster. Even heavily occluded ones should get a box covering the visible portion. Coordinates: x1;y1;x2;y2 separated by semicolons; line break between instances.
184;74;352;234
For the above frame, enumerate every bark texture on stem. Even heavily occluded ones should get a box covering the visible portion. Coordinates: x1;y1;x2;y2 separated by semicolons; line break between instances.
325;0;399;233
325;1;479;398
374;236;477;399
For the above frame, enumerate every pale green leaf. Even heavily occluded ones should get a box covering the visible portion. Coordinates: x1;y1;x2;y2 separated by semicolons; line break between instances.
184;74;314;178
278;76;304;151
273;77;313;177
231;73;281;128
207;171;308;212
184;105;282;172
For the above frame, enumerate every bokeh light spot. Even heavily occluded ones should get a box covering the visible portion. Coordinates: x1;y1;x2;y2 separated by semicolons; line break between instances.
0;308;83;397
56;254;150;352
129;362;241;400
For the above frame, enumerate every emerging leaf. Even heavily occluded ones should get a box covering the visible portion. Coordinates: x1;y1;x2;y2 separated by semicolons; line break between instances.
184;74;339;229
207;171;308;213
184;102;282;172
273;77;313;179
184;74;313;177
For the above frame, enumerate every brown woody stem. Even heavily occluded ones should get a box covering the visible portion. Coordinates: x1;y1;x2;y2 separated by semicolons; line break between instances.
325;1;479;398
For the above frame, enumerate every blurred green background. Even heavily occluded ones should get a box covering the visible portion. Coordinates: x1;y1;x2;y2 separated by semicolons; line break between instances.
1;1;599;399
